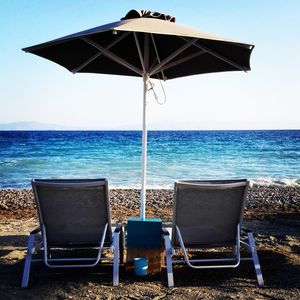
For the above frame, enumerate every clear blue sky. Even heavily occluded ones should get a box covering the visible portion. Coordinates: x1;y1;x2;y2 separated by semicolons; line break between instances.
0;0;299;130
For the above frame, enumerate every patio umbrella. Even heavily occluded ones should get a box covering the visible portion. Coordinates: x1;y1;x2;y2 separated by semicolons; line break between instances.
22;9;254;220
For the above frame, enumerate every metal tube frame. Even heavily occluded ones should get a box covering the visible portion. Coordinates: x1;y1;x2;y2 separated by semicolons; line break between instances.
180;36;248;72
175;224;241;269
72;32;130;73
163;224;264;288
21;223;121;288
43;223;108;268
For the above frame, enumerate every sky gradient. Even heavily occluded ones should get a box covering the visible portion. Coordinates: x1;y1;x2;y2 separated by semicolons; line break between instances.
0;1;299;130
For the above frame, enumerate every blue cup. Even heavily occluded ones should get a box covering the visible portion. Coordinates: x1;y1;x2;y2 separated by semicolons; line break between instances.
134;257;149;276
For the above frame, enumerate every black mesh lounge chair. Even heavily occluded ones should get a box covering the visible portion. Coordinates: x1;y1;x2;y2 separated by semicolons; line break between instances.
21;179;124;288
163;179;264;288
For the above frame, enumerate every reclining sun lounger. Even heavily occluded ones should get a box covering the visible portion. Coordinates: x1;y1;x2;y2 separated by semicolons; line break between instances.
22;178;123;288
163;179;264;287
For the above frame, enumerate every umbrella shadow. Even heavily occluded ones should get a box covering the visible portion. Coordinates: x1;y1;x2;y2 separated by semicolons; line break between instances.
0;234;28;249
0;234;115;289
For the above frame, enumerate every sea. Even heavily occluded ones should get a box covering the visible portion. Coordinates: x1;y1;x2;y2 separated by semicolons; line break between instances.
0;130;299;189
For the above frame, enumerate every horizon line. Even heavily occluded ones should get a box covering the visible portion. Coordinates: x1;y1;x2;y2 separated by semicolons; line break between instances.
1;128;299;132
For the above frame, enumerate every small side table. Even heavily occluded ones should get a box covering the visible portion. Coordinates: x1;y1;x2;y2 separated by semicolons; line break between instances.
126;218;163;274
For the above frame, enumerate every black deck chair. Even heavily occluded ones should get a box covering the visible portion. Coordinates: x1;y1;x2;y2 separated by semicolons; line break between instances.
163;179;264;287
22;179;124;288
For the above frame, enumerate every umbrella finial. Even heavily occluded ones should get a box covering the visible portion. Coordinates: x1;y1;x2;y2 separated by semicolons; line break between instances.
122;9;176;23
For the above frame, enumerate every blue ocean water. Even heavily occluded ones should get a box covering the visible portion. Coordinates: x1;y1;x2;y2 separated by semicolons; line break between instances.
0;130;299;189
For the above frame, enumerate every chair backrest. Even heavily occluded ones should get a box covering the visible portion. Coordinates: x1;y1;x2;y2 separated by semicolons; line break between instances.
172;180;249;247
32;179;112;245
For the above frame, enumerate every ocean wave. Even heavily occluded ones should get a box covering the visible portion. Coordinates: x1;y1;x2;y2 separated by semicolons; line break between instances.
110;184;173;190
250;177;300;187
111;178;300;189
1;178;300;190
0;160;18;166
0;179;299;190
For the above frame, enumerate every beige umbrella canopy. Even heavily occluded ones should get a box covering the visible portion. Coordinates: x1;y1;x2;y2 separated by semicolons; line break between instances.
23;9;254;219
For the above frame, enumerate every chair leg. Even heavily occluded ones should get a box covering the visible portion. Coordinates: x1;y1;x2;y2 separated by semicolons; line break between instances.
21;233;35;288
113;231;120;286
119;226;125;265
164;235;174;288
247;232;264;287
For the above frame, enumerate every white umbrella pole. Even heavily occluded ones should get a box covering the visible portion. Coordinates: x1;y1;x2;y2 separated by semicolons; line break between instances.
140;73;149;220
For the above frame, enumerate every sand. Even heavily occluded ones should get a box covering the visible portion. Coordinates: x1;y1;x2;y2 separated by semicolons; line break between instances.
0;186;300;299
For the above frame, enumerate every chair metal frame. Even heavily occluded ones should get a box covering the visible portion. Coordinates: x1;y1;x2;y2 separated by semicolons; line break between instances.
22;179;123;288
163;180;264;288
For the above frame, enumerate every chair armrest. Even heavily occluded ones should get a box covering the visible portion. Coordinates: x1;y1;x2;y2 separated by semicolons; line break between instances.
241;227;253;234
30;227;41;235
162;227;170;236
113;224;123;233
112;224;125;264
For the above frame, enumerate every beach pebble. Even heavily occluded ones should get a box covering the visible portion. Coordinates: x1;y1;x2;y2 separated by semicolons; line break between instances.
0;185;299;214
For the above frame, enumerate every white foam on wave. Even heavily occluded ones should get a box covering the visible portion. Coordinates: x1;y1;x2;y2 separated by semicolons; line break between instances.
0;160;18;166
1;179;299;190
250;177;300;187
109;183;173;190
111;178;300;189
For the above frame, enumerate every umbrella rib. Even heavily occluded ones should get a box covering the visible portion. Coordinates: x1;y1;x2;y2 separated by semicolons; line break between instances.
149;57;158;72
72;32;130;73
149;38;199;77
81;37;143;76
181;37;248;71
151;50;206;76
72;52;102;74
133;32;146;74
150;34;166;80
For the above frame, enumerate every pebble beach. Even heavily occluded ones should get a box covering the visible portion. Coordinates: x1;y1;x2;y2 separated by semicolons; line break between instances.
1;185;299;221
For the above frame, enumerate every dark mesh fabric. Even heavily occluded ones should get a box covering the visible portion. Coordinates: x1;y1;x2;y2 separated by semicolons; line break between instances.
172;180;248;247
33;179;112;245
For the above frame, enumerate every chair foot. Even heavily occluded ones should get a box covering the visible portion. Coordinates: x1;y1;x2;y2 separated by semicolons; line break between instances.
113;231;120;286
21;234;35;288
247;232;264;287
164;234;174;288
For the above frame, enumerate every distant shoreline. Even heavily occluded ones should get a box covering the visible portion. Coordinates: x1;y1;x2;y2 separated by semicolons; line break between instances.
1;129;300;131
